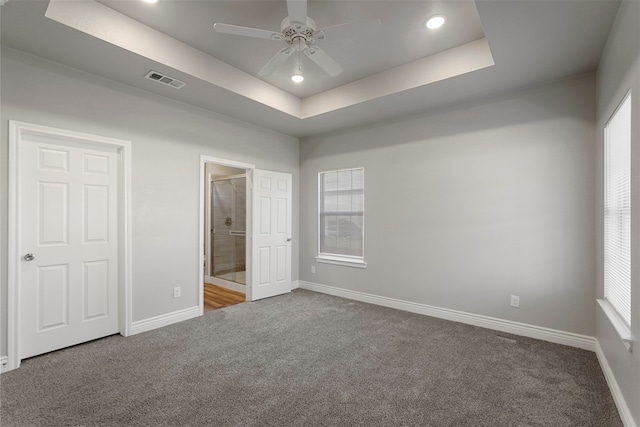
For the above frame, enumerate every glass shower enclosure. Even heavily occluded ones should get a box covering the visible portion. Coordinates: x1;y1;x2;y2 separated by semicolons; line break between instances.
211;175;246;285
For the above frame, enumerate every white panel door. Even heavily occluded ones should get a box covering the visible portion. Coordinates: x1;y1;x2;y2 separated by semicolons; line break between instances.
251;170;292;301
20;137;119;359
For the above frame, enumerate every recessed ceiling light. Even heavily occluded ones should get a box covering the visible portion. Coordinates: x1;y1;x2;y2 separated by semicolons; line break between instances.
291;74;304;83
142;0;158;4
425;15;446;30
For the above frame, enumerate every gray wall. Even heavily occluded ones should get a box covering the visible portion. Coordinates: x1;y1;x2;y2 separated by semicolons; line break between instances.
300;73;597;336
0;47;299;356
596;0;640;424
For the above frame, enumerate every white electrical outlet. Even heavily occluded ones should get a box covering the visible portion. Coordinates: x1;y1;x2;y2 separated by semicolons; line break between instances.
173;287;181;298
311;266;316;274
510;295;520;308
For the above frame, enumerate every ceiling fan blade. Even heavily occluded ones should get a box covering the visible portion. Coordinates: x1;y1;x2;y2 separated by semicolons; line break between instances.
259;47;294;76
287;0;307;25
304;46;343;77
315;18;382;41
214;23;283;41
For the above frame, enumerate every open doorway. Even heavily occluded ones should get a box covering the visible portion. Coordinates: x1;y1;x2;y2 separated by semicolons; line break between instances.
203;161;252;312
199;155;293;314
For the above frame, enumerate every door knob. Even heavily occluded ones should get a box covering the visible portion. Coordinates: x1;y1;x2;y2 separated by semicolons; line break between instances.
23;253;35;261
287;238;292;242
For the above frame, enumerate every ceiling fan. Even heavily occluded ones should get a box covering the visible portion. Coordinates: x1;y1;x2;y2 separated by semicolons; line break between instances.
213;0;379;78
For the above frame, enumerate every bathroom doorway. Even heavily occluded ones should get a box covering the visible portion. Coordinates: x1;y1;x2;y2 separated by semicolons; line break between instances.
199;155;292;311
204;163;248;311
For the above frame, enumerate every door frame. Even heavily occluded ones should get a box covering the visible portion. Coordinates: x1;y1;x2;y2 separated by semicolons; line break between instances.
199;156;255;309
6;121;132;372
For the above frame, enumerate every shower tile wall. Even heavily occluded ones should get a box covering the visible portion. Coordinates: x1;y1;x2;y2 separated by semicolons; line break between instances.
212;178;246;276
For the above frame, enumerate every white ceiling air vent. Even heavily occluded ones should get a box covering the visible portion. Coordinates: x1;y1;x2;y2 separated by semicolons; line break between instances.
144;71;187;89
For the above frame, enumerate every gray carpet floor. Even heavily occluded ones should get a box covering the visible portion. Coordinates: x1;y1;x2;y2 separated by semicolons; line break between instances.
1;289;622;426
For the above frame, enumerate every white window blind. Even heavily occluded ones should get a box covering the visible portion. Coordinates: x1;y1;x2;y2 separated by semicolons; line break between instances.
604;93;631;327
318;168;364;261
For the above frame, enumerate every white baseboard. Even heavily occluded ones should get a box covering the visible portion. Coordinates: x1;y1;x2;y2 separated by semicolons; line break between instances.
299;281;596;351
291;280;300;290
130;306;200;336
595;341;638;427
0;356;8;374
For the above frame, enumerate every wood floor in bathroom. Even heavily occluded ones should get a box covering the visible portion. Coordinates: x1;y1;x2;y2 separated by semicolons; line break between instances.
204;283;245;312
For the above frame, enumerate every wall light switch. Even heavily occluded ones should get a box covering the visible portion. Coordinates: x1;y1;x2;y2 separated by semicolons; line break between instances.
311;266;316;274
173;287;181;298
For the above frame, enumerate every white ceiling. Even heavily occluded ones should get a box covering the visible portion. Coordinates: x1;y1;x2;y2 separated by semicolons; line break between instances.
97;0;486;98
0;0;621;138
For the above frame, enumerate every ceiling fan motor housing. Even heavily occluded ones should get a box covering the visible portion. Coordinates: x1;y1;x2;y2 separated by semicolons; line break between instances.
281;16;318;47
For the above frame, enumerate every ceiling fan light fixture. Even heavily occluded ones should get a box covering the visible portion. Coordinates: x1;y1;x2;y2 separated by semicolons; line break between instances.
425;15;446;30
214;0;347;78
142;0;158;3
291;74;304;83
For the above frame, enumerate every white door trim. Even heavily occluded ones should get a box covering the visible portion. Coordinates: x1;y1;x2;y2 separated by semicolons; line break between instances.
6;121;132;372
199;156;255;311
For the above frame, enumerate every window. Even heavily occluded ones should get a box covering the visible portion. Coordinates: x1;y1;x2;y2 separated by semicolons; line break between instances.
601;93;632;347
317;167;366;267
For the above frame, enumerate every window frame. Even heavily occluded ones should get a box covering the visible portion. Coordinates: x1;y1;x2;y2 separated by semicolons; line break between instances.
316;167;366;268
598;91;632;352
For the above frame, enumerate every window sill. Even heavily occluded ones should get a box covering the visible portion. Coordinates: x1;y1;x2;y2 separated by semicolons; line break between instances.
597;299;633;352
316;255;367;269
